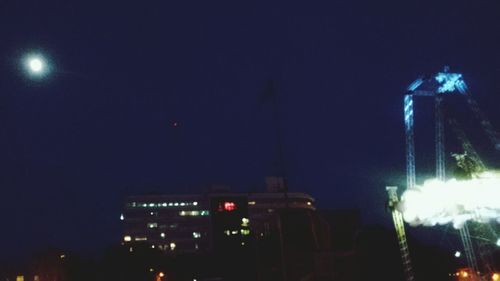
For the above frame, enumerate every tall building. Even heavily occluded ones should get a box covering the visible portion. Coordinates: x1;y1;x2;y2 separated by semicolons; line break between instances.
120;191;315;254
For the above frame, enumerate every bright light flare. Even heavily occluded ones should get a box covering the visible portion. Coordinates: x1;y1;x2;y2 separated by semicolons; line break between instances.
400;171;500;229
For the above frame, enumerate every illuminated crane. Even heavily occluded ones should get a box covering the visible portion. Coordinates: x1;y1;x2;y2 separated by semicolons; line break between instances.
396;68;486;278
395;67;500;281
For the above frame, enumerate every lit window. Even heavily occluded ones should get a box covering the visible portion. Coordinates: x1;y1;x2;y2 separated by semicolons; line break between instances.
16;276;24;281
241;218;249;227
231;230;238;235
135;237;147;241
241;229;250;235
170;242;176;250
168;203;173;206
162;203;167;207
190;211;199;216
180;202;186;206
148;222;158;228
149;203;155;207
193;232;201;239
142;203;148;207
174;202;179;206
248;201;256;205
124;235;132;242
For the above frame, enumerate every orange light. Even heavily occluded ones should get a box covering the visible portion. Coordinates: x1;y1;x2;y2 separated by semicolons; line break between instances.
492;273;499;281
461;271;469;278
158;272;165;278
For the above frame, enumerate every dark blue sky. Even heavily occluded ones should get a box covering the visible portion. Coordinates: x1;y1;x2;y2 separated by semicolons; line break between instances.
1;0;500;259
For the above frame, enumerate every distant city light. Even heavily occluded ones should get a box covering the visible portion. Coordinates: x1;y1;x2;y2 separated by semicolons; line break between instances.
497;238;500;247
160;232;165;238
170;242;176;250
492;273;499;281
454;251;461;258
120;214;124;221
123;236;132;242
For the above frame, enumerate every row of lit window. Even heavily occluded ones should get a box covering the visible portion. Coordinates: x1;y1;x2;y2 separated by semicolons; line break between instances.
128;201;199;208
124;231;202;241
179;210;210;216
224;229;250;236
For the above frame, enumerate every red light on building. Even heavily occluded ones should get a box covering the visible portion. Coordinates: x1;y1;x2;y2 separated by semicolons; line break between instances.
218;201;237;212
224;202;236;211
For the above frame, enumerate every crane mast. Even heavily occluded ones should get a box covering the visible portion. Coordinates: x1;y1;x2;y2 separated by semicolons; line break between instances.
392;68;488;281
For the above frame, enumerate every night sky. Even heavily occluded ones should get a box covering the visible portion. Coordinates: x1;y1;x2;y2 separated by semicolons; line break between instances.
1;0;500;259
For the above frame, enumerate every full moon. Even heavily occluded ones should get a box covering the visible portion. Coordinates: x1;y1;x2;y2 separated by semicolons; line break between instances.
29;58;43;73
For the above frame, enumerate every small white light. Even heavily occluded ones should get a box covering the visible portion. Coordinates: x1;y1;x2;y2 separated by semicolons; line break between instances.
496;238;500;247
120;214;125;221
455;251;461;258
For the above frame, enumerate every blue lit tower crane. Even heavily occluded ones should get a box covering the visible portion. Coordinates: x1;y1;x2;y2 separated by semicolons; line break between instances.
395;68;481;280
